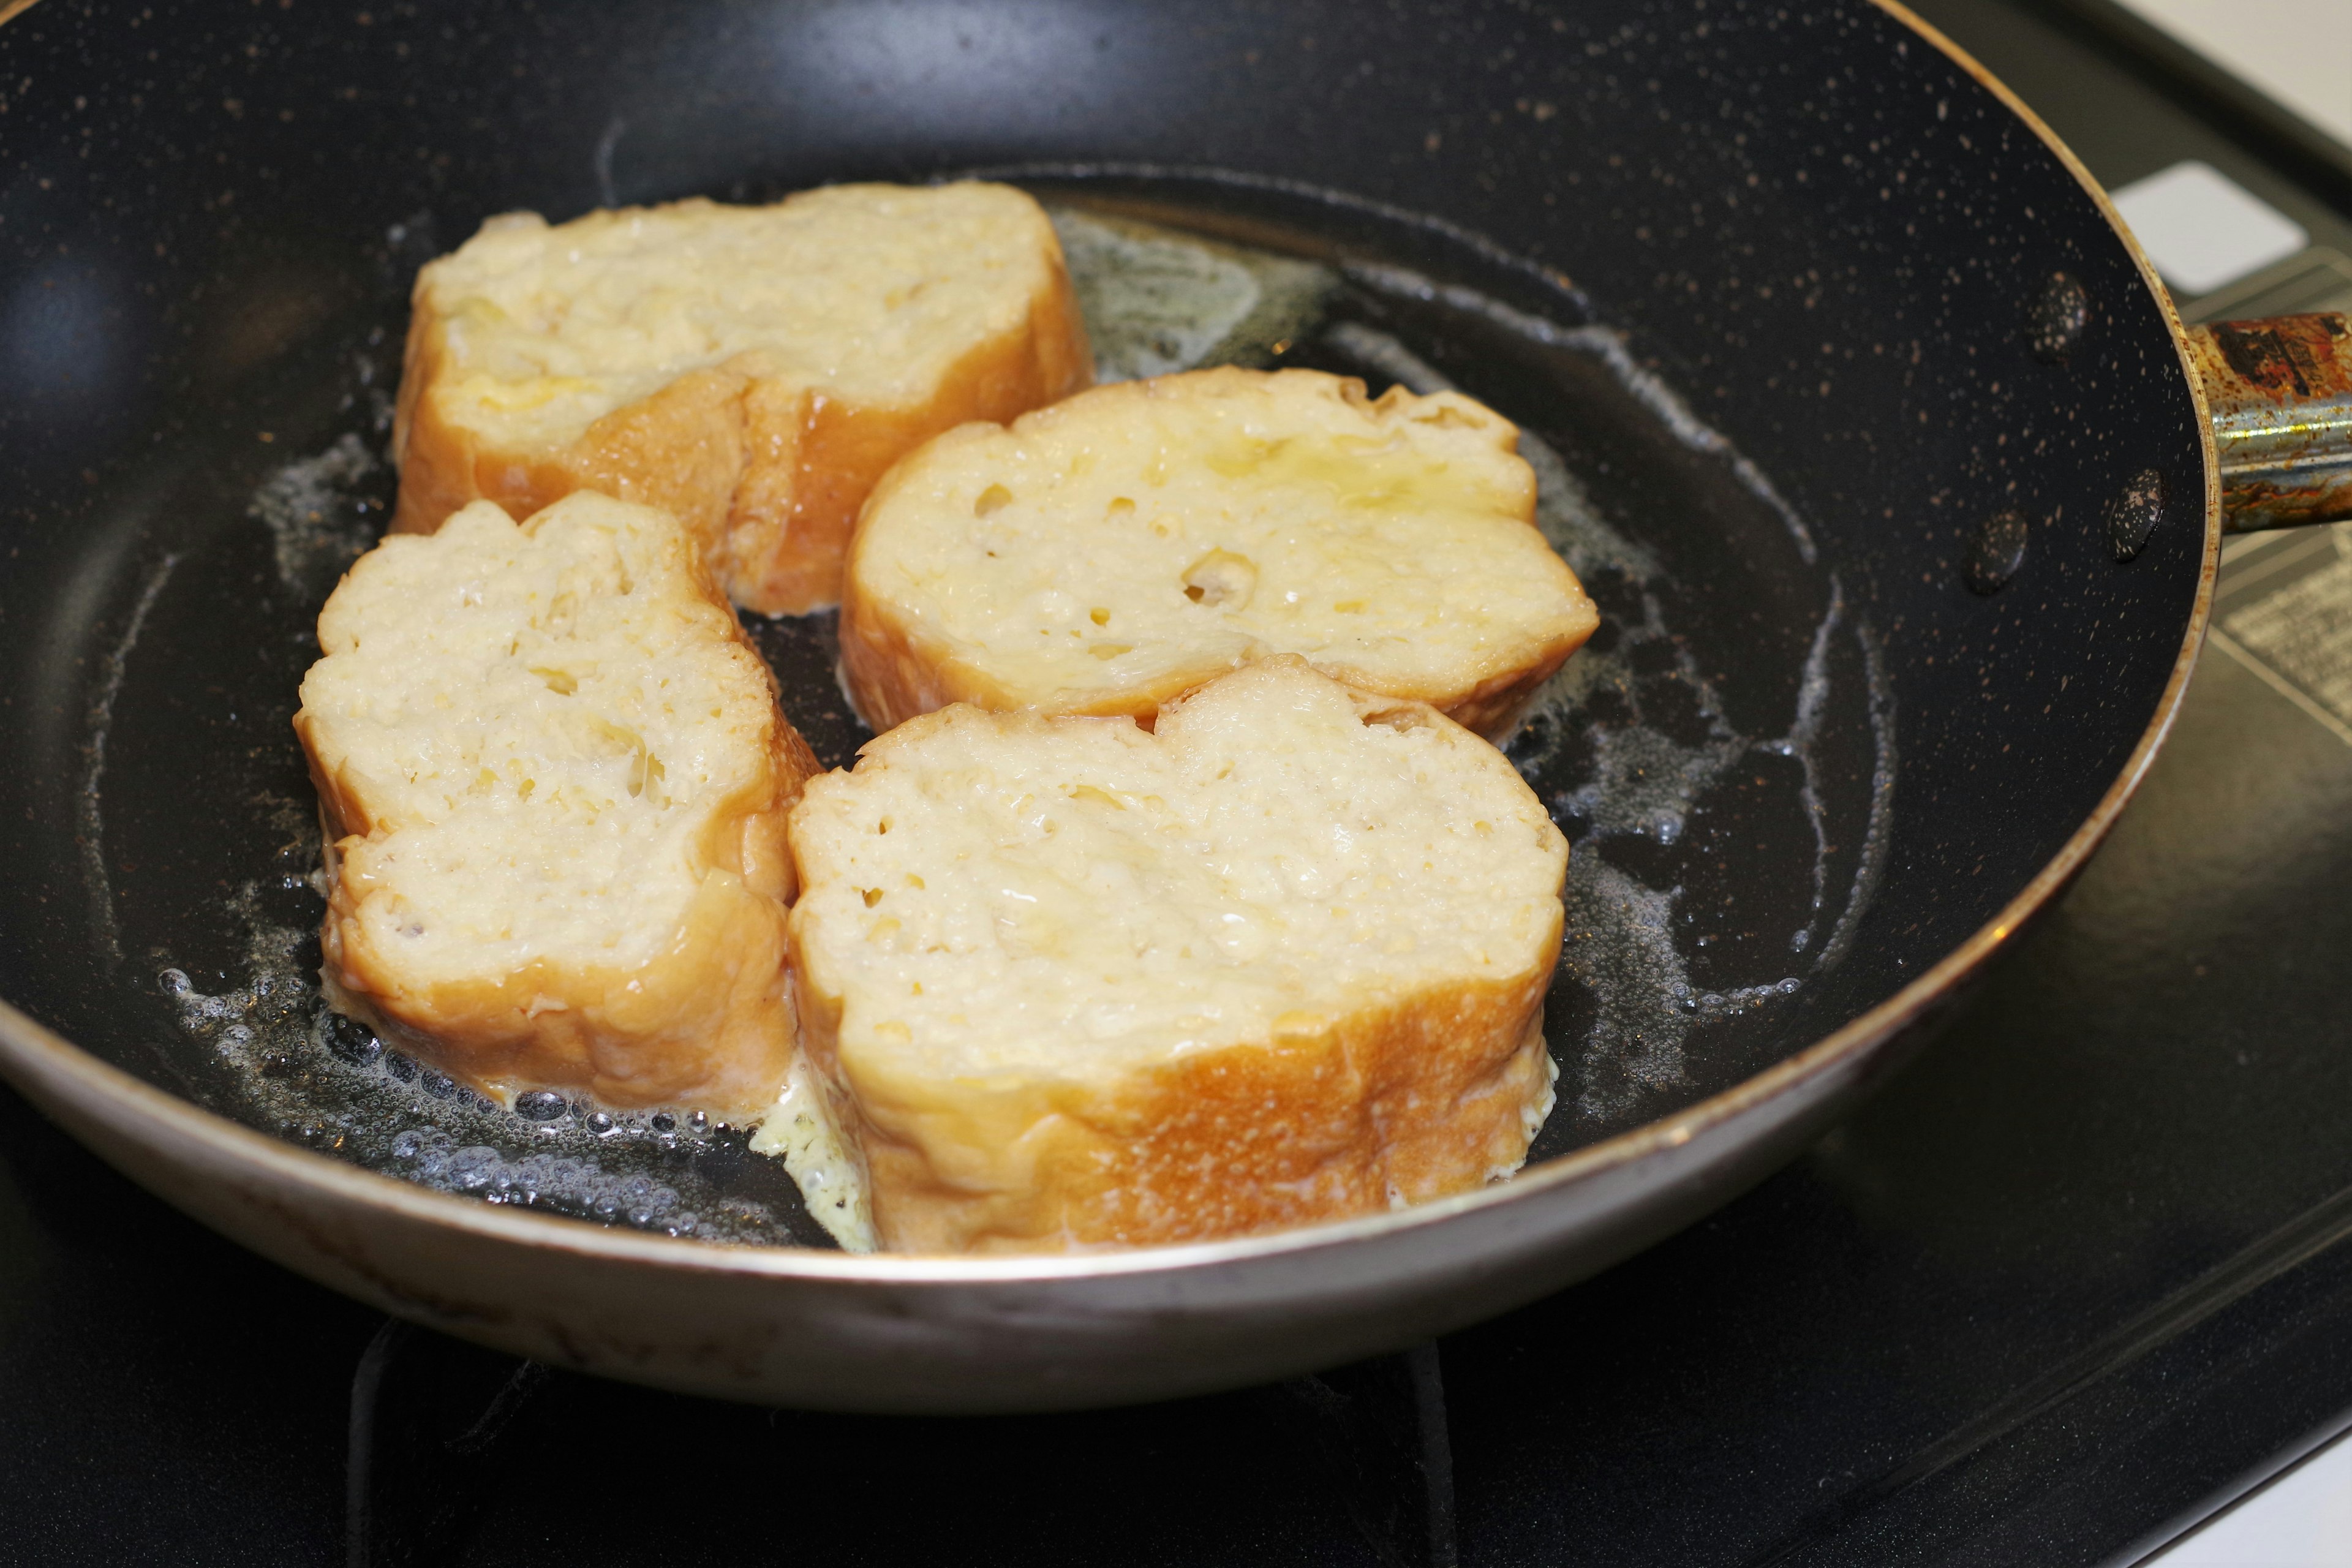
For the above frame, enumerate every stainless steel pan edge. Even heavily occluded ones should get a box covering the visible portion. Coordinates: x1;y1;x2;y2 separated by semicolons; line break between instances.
0;0;2223;1412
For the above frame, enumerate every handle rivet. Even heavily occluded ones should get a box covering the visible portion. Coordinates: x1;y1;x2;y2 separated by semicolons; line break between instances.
1965;510;2030;594
2106;468;2166;560
2026;272;2091;363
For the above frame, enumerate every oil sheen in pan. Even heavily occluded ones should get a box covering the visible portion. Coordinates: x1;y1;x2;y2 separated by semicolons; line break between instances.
140;198;1894;1250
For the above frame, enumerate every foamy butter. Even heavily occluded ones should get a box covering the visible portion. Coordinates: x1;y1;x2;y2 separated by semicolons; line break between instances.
748;1052;875;1253
251;431;386;598
1049;208;1336;382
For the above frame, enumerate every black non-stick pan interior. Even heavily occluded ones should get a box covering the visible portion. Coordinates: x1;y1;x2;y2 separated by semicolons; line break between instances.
0;0;2207;1249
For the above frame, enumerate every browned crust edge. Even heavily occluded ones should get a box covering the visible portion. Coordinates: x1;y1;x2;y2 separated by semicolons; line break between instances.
836;372;1598;741
390;208;1093;617
791;917;1561;1256
785;676;1567;1254
295;511;825;1119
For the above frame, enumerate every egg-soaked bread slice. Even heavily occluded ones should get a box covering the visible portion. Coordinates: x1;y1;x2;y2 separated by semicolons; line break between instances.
296;492;821;1117
787;658;1569;1254
393;182;1093;615
840;367;1598;739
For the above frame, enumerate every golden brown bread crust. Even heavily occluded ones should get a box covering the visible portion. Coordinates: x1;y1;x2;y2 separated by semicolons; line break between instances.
840;579;1581;741
298;530;824;1118
1417;656;1577;744
389;243;1092;616
317;854;797;1119
790;921;1559;1254
835;371;1592;740
785;662;1568;1254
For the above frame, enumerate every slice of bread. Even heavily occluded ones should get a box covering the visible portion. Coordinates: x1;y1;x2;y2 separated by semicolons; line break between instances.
839;367;1599;739
787;658;1569;1254
393;182;1093;616
296;491;821;1117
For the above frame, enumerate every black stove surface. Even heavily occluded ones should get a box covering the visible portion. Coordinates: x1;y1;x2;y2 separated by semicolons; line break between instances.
7;2;2352;1564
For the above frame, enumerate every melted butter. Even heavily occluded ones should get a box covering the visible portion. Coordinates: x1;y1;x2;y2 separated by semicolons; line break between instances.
1049;208;1336;383
1196;432;1471;514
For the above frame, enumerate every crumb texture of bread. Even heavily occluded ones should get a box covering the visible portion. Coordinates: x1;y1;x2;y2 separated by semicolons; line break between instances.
296;492;821;1117
840;366;1599;739
787;658;1569;1254
393;182;1093;615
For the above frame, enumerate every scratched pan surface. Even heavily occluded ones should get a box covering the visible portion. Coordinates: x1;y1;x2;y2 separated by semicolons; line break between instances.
0;0;2210;1411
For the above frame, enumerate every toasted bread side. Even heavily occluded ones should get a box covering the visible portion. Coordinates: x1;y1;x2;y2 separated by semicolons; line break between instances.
296;492;821;1116
786;659;1569;1254
839;366;1599;739
392;183;1092;615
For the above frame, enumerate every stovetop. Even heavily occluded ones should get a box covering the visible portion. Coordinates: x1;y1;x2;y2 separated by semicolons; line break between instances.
6;1;2352;1564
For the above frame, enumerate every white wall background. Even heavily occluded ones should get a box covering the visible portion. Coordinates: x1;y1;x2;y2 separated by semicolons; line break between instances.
2111;0;2352;145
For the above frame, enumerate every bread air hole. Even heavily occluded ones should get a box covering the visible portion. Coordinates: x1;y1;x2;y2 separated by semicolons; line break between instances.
628;750;668;801
530;666;578;695
974;483;1013;518
586;720;666;803
1182;550;1256;609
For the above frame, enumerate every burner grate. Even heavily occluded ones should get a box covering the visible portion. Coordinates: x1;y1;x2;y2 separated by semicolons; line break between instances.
342;1320;1458;1567
345;1322;549;1568
1280;1343;1460;1568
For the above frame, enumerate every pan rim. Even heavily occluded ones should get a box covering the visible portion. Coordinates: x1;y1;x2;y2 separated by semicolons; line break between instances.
0;0;2223;1286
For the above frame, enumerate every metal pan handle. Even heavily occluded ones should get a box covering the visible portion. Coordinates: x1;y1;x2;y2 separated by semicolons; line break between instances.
2186;312;2352;533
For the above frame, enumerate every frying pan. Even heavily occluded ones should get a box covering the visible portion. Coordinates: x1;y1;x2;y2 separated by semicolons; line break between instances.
1;0;2342;1414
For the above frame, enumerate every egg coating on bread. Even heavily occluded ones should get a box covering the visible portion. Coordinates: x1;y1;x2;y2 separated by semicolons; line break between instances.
393;182;1092;614
787;658;1568;1254
297;491;819;1117
840;366;1597;739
